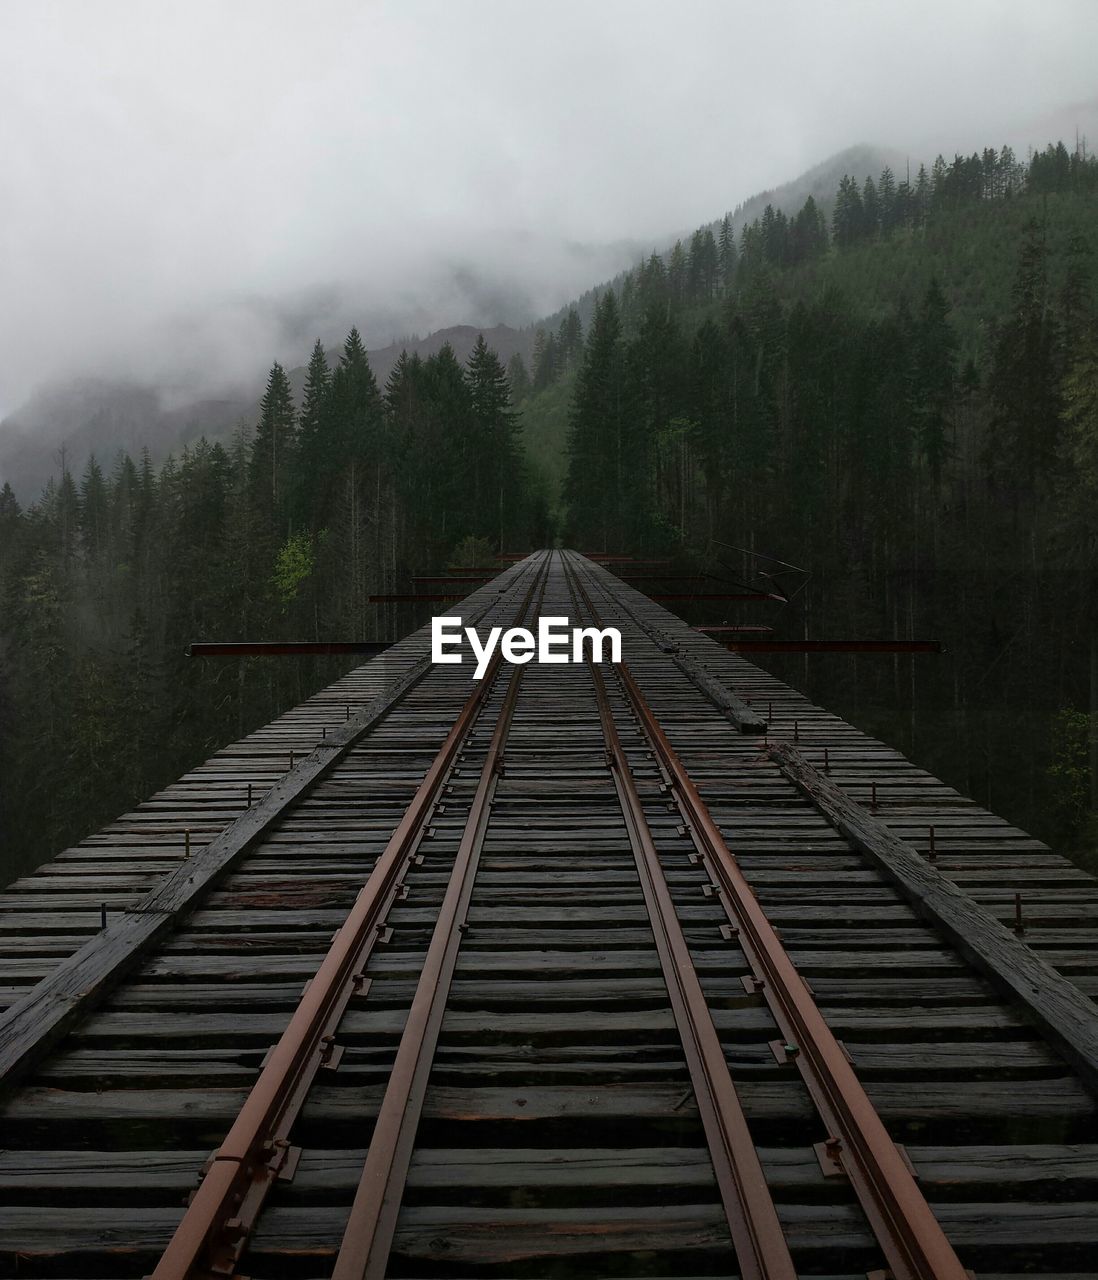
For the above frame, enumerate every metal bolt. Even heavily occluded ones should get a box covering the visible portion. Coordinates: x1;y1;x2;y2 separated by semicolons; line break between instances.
346;705;351;721
784;1043;799;1059
1014;892;1025;934
289;749;295;770
322;726;327;740
768;700;773;721
928;826;936;862
184;829;191;858
823;746;830;773
247;782;253;807
793;719;799;742
100;903;107;930
870;782;877;812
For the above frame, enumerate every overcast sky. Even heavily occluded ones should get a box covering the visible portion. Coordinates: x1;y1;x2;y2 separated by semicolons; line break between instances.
1;0;1096;415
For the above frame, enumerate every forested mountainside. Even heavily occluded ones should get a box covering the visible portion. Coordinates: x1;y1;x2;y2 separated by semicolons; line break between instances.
0;324;536;503
0;332;544;881
3;138;1098;883
513;139;1098;868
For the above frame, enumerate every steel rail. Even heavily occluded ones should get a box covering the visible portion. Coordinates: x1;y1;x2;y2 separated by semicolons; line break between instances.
331;559;549;1280
150;553;550;1280
561;554;796;1280
569;551;969;1280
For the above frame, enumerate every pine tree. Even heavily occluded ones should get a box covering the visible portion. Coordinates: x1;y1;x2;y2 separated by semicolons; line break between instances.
989;219;1062;494
0;482;21;573
718;214;737;292
862;176;880;240
833;176;865;249
914;278;957;485
558;307;584;367
294;339;332;529
249;362;297;535
878;167;897;235
565;290;624;548
467;335;522;548
507;352;531;402
532;330;559;390
668;241;687;311
78;456;109;563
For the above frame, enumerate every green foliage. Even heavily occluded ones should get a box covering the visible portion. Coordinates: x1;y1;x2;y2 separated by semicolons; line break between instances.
450;535;497;568
272;531;316;607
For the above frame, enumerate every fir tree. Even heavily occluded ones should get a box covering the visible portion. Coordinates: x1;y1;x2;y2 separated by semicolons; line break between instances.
249;361;297;528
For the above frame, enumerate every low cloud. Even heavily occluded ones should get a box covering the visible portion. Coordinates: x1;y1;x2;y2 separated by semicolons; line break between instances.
1;0;1096;415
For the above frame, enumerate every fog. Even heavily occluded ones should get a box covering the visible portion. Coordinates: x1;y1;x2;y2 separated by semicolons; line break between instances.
1;0;1096;416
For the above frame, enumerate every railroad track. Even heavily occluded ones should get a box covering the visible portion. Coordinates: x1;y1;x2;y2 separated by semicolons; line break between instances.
1;551;1097;1278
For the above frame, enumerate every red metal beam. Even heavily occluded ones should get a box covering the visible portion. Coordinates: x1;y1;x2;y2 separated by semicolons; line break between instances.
726;640;942;654
367;593;464;603
411;575;490;584
693;625;774;634
187;642;391;658
652;592;776;602
581;554;676;565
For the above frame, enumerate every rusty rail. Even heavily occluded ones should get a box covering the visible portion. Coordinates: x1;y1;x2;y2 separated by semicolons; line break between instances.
331;568;548;1280
150;554;549;1280
569;551;969;1280
562;555;796;1280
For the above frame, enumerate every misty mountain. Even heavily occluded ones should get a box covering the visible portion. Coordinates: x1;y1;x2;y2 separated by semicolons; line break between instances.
0;136;1042;501
0;324;540;501
533;143;907;335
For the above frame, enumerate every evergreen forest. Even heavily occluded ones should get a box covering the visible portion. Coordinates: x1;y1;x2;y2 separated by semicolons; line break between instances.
0;334;542;879
2;139;1098;881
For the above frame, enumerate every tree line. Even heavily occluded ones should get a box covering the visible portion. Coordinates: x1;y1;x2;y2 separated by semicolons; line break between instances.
560;139;1098;864
0;332;536;880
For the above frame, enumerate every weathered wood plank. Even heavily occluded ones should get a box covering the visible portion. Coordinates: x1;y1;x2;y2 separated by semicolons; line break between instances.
769;741;1098;1097
0;570;528;1092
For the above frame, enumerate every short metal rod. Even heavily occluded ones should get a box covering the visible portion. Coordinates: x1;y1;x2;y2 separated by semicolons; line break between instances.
1014;892;1025;934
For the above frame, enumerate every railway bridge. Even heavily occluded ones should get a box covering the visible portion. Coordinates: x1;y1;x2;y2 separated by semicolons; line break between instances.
1;551;1097;1278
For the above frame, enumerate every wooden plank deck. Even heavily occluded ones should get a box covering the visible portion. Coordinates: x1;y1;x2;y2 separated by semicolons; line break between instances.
0;551;1096;1278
